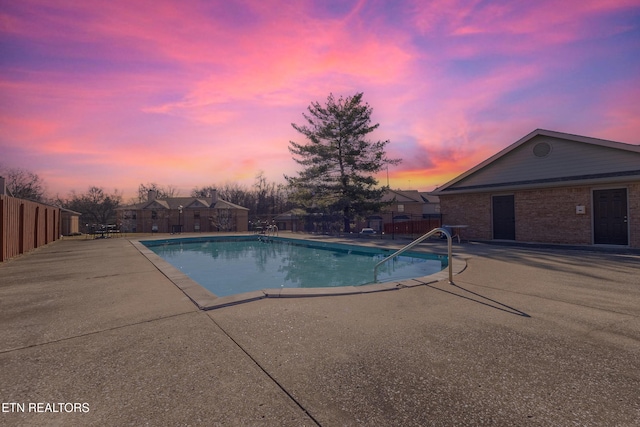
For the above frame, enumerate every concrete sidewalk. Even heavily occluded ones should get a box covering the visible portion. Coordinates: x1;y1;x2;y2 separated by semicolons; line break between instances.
1;235;639;426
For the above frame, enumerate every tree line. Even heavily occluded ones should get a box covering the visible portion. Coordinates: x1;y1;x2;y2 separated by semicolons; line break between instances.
2;92;401;233
0;166;293;229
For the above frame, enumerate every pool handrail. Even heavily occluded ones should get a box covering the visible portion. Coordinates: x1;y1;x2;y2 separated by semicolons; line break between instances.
374;227;453;284
258;225;278;240
266;225;278;237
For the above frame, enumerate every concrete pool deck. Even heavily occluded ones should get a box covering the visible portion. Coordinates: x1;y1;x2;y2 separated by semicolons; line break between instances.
1;233;639;426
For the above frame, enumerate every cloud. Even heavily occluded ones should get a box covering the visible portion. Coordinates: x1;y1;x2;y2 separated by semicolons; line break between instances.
597;78;640;143
411;0;638;43
1;0;638;199
136;1;416;126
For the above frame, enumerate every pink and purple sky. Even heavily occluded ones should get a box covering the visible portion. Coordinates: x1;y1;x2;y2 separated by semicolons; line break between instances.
1;0;639;199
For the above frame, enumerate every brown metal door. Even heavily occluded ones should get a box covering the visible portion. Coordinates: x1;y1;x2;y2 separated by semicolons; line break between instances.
493;195;515;240
594;189;628;245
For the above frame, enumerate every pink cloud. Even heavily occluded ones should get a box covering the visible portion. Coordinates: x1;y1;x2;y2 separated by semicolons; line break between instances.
596;79;640;144
412;0;638;41
136;2;415;126
1;0;638;200
407;0;640;76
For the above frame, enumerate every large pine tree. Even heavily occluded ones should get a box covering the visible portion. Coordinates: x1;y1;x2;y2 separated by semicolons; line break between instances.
286;92;401;232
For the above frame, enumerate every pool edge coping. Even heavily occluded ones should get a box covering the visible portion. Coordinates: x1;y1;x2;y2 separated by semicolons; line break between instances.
130;236;467;310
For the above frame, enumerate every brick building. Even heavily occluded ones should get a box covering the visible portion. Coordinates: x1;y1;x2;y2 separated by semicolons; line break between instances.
430;129;640;248
362;189;441;234
118;190;249;233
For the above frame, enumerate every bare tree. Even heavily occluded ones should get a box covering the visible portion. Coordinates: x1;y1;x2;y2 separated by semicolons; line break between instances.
132;183;179;203
193;174;293;221
64;187;122;227
0;166;47;202
253;171;292;217
193;182;256;211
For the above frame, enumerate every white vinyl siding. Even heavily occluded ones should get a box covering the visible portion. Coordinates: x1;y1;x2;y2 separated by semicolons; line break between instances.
453;135;640;189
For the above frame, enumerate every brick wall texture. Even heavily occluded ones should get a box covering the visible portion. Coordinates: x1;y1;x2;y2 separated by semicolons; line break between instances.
439;181;640;248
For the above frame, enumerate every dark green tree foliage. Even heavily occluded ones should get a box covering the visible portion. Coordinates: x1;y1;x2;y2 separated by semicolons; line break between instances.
286;93;400;232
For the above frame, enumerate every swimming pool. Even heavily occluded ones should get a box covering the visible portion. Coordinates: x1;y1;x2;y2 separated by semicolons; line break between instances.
142;236;447;298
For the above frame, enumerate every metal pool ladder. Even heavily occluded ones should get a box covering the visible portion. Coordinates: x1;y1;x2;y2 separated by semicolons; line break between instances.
373;227;453;283
258;225;278;241
266;225;278;237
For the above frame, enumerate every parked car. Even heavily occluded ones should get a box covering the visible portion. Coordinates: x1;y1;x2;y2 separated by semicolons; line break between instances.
359;228;376;235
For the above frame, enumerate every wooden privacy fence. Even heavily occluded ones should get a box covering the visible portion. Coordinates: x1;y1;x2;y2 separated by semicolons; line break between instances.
0;195;60;262
383;216;442;236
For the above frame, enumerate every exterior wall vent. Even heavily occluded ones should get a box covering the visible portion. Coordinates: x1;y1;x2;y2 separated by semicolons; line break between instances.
533;142;552;158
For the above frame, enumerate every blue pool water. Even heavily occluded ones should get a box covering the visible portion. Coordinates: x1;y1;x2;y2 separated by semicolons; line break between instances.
143;236;447;297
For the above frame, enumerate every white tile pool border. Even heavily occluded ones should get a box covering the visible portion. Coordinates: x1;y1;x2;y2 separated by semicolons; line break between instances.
130;235;467;310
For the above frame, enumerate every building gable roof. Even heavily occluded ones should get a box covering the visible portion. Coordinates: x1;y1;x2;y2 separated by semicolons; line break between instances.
382;189;424;203
419;192;439;203
186;199;211;209
431;129;640;195
143;200;170;210
213;200;249;211
273;208;307;220
120;196;249;211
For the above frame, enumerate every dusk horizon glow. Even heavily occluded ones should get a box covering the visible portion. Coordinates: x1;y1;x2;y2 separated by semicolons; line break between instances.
2;0;639;201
